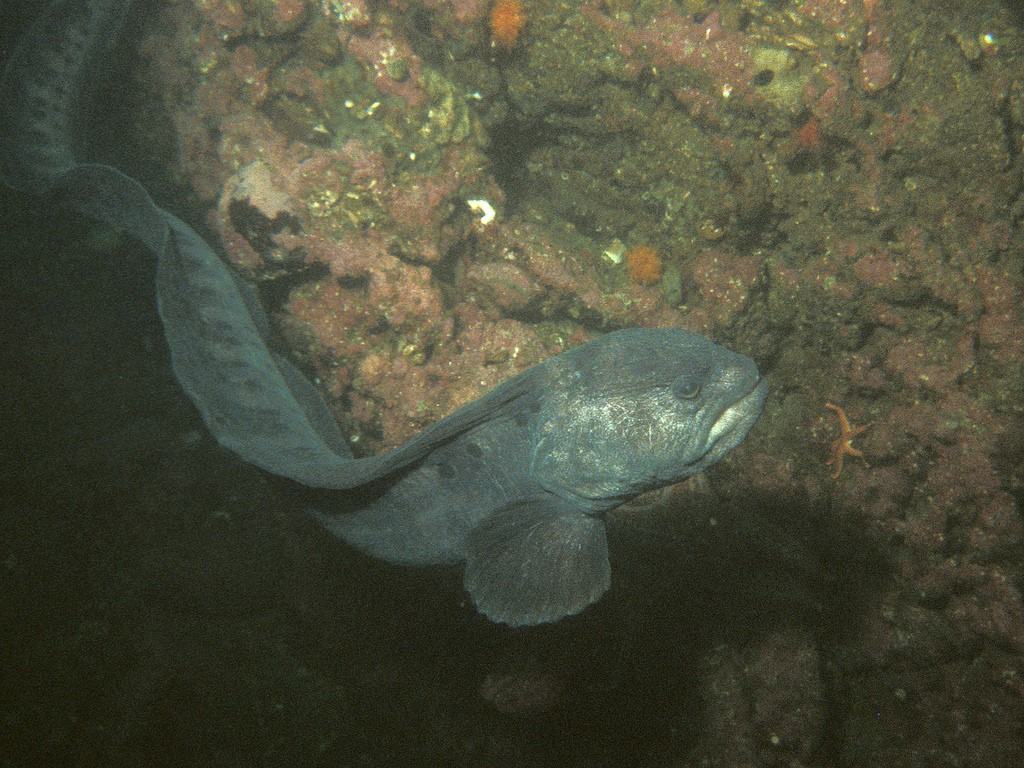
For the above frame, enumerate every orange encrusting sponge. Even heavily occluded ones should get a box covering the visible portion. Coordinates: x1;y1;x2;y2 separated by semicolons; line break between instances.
490;0;526;49
626;245;663;286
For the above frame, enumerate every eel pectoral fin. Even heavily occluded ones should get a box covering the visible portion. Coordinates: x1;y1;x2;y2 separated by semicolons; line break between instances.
463;498;610;627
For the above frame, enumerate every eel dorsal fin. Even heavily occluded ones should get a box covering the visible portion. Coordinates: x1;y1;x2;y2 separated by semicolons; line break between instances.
0;0;131;192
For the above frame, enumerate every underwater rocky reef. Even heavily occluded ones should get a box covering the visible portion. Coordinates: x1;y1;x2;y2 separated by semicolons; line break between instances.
2;0;1023;765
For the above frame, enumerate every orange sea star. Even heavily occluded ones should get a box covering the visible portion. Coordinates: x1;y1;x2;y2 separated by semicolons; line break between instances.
824;402;869;479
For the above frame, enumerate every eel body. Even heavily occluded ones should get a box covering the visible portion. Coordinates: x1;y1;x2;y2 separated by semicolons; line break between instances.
1;0;767;625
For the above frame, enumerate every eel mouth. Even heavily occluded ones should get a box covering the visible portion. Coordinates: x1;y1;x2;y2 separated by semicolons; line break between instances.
706;377;768;449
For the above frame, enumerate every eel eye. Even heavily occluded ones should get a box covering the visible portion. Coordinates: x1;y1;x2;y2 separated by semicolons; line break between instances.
677;384;701;399
672;375;702;400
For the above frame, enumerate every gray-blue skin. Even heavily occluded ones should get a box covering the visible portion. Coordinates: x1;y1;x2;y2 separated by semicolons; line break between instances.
319;328;768;625
1;0;768;626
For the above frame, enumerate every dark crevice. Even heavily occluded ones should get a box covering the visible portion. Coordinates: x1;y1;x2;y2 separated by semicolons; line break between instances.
485;117;561;208
227;198;305;265
337;273;369;291
257;262;329;315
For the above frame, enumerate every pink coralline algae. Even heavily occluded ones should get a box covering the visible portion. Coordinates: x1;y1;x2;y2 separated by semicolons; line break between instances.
194;0;246;33
974;265;1024;362
858;47;896;93
858;0;898;93
345;29;426;106
216;161;297;271
797;0;863;33
584;3;756;107
195;0;309;37
270;0;307;27
686;248;760;333
382;154;480;265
